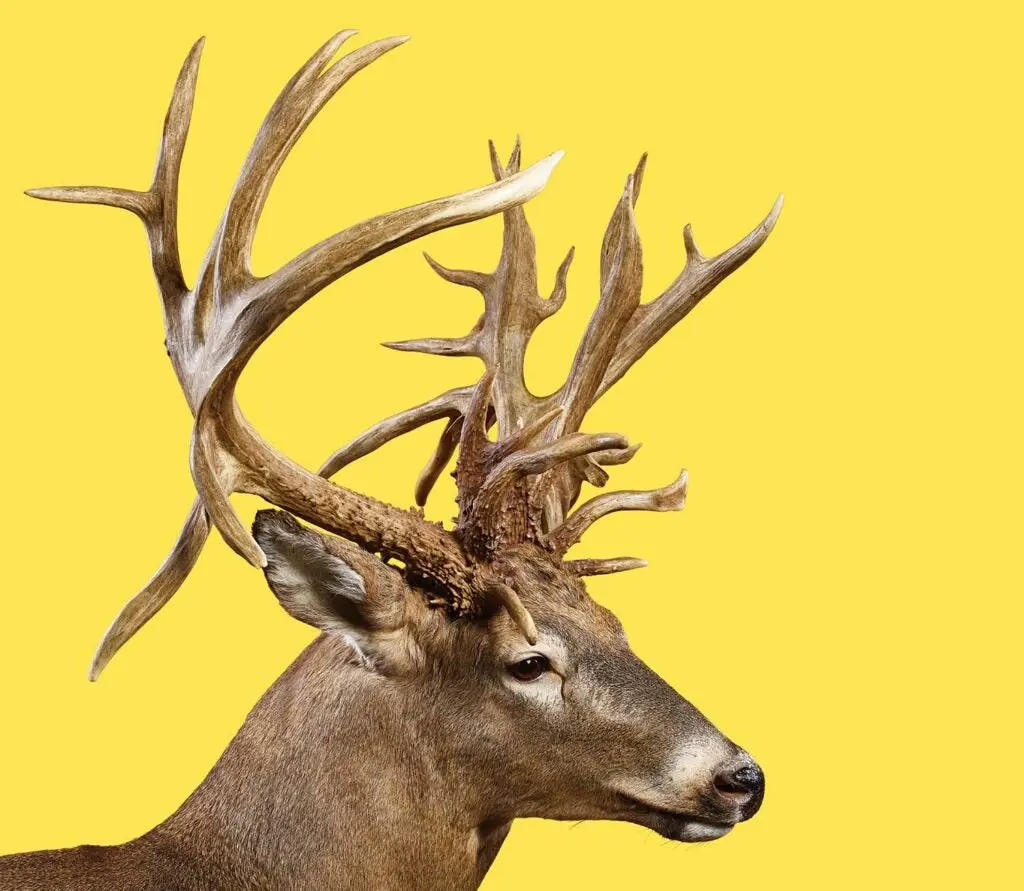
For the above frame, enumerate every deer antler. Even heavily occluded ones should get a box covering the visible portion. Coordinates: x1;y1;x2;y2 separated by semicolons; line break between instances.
32;33;780;677
323;141;781;569
29;33;564;678
548;471;689;556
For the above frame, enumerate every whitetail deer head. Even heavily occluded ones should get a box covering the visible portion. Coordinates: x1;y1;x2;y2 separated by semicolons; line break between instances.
11;29;780;890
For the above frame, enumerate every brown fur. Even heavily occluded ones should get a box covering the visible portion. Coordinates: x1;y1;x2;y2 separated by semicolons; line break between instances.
0;533;762;891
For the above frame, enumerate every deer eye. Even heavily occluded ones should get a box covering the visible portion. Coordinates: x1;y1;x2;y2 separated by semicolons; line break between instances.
508;655;550;682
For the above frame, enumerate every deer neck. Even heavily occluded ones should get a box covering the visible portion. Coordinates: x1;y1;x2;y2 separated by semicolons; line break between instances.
153;635;509;891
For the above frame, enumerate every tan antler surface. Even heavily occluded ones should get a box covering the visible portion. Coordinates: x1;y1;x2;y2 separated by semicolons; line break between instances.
323;140;781;564
29;33;564;678
548;471;689;556
564;557;649;577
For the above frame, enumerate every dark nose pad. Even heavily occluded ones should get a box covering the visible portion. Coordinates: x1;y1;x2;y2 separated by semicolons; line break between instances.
713;759;765;818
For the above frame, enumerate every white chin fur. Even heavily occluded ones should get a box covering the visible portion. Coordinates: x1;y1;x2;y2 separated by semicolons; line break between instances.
677;820;733;842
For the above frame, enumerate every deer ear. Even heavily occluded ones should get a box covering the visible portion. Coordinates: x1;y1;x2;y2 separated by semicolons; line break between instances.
252;510;395;640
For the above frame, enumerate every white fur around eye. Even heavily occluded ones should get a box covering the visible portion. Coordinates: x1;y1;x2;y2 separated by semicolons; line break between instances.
502;669;564;708
501;633;568;707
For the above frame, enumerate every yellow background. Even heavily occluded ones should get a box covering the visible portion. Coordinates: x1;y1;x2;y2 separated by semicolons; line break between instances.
0;1;1020;887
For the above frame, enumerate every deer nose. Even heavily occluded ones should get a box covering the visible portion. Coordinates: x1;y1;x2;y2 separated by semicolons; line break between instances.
712;757;765;819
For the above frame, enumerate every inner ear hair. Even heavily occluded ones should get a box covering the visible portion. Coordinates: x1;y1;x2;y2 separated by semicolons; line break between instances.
252;510;407;632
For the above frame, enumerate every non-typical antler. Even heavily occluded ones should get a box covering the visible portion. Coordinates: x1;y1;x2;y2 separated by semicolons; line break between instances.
322;142;782;564
29;33;563;678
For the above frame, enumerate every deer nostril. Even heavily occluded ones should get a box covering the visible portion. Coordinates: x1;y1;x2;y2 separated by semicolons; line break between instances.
713;761;765;814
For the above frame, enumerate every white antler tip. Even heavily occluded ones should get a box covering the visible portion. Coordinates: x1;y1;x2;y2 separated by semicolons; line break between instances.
522;150;565;188
88;639;114;682
663;469;688;509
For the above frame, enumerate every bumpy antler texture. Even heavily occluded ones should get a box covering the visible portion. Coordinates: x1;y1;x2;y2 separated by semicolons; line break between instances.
29;34;563;678
323;141;782;564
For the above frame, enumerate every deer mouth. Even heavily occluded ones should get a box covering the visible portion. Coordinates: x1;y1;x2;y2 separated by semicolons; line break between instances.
616;796;735;843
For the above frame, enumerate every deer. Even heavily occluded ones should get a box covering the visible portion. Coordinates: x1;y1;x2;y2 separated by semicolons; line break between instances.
3;28;782;891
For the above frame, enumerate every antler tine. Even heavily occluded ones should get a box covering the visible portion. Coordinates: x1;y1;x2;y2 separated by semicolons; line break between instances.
27;37;204;311
209;31;397;298
414;416;465;508
555;164;644;439
382;335;481;357
589;442;643;466
565;557;648;577
598;193;784;398
452;368;499;506
544;246;575;318
318;387;473;480
88;499;210;681
421;252;489;291
148;37;205;302
567;440;644;498
29;35;565;676
318;386;475;509
482;433;629;497
548;470;688;556
483;580;537;644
